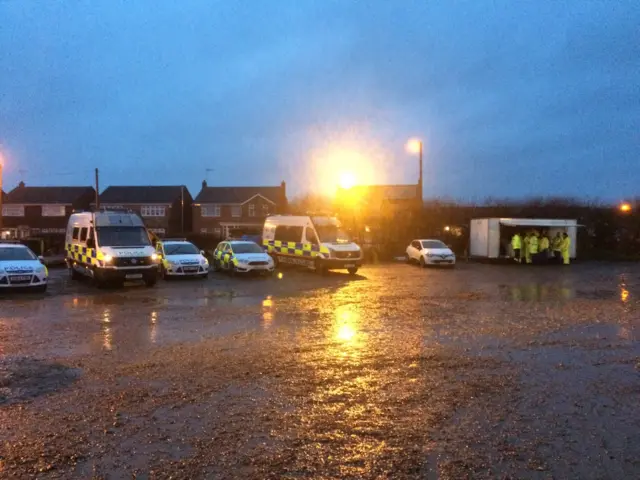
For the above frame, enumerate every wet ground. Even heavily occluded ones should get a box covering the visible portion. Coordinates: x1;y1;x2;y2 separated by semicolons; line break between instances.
0;262;639;479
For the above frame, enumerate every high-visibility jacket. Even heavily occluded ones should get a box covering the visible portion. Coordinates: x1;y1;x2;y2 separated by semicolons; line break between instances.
528;236;539;254
540;237;550;251
511;234;521;249
552;236;562;251
561;237;571;253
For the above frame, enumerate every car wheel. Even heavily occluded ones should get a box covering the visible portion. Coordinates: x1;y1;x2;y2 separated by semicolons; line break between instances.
347;267;358;275
420;257;426;268
31;284;47;294
211;259;220;272
144;276;157;287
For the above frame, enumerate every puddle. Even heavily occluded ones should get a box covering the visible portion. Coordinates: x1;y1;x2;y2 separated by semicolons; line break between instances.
0;356;81;404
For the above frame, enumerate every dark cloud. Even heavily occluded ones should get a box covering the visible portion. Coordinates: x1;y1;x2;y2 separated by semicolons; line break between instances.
0;0;638;200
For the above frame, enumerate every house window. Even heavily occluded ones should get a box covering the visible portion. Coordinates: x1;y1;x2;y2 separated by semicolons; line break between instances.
231;206;241;217
248;204;255;217
2;205;24;217
42;205;66;217
141;205;166;217
201;205;221;217
262;204;269;215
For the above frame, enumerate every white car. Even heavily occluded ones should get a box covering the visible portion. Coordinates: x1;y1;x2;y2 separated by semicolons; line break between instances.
212;241;275;275
156;240;209;279
0;243;48;292
406;239;456;267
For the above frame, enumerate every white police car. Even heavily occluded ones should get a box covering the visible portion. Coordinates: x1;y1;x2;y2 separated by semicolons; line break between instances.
212;241;275;275
0;243;48;292
155;240;209;279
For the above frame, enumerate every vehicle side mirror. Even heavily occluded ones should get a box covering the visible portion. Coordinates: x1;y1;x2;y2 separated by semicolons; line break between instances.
200;250;205;255
38;256;44;263
86;237;95;248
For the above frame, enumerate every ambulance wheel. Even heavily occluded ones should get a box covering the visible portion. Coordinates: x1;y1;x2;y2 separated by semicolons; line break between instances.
347;267;358;275
315;259;327;276
69;266;81;281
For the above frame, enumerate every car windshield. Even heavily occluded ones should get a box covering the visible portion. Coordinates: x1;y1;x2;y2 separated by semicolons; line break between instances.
165;243;199;255
96;227;151;247
422;240;447;249
315;225;351;244
232;243;263;254
0;247;37;261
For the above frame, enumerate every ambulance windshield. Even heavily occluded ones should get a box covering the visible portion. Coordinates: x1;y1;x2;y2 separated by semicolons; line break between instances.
96;226;151;247
315;225;351;244
312;216;351;244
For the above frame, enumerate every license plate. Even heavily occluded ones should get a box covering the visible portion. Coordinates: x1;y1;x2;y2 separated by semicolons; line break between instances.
184;268;198;273
10;275;31;282
344;264;355;268
125;274;143;279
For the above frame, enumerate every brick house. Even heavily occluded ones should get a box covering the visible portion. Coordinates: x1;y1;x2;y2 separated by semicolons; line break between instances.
1;182;95;251
98;186;193;237
193;181;288;239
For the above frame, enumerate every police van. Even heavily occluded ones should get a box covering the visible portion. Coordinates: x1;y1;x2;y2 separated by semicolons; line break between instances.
65;209;159;287
263;215;362;275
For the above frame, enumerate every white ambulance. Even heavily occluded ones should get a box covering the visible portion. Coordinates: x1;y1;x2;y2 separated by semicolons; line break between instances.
263;215;362;275
65;209;159;287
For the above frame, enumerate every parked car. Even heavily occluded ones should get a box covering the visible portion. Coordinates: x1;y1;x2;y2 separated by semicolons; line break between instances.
212;240;275;275
0;243;48;292
406;239;456;267
155;239;209;279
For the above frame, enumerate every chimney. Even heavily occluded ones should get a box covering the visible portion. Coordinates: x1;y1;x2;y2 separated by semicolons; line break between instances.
202;179;208;189
280;180;286;195
18;181;25;188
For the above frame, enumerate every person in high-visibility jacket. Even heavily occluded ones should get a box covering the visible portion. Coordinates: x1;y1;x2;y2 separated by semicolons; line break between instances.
511;233;522;263
552;232;563;263
523;232;531;264
539;233;550;262
561;233;571;265
528;231;539;264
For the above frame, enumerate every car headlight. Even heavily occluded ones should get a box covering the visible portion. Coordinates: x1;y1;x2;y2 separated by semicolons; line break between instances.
426;252;433;257
36;265;46;274
201;257;209;265
103;254;113;264
151;253;159;261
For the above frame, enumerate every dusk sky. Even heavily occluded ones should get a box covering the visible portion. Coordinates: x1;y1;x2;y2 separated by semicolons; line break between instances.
1;1;638;202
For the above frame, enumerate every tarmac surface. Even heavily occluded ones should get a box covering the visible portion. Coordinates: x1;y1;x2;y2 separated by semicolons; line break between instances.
0;262;639;479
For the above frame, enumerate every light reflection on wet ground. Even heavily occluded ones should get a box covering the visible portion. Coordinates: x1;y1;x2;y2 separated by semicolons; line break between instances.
0;263;639;478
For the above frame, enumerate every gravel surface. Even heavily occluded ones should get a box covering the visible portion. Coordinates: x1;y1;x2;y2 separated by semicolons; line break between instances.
0;262;639;479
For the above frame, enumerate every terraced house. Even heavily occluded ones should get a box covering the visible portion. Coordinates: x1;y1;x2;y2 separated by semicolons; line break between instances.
193;181;288;239
1;182;95;252
98;185;192;237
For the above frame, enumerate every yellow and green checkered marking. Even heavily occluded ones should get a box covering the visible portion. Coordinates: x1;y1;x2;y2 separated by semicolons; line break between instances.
66;243;106;267
263;240;329;257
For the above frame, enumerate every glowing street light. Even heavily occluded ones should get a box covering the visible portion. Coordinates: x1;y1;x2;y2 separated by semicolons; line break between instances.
406;138;423;202
619;202;632;213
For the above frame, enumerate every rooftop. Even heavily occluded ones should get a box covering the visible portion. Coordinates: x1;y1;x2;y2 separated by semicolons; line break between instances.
5;185;95;204
100;186;188;204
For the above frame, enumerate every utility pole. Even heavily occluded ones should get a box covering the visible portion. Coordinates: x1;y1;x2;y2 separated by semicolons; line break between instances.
95;168;100;209
180;185;184;235
418;140;423;205
0;161;3;231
